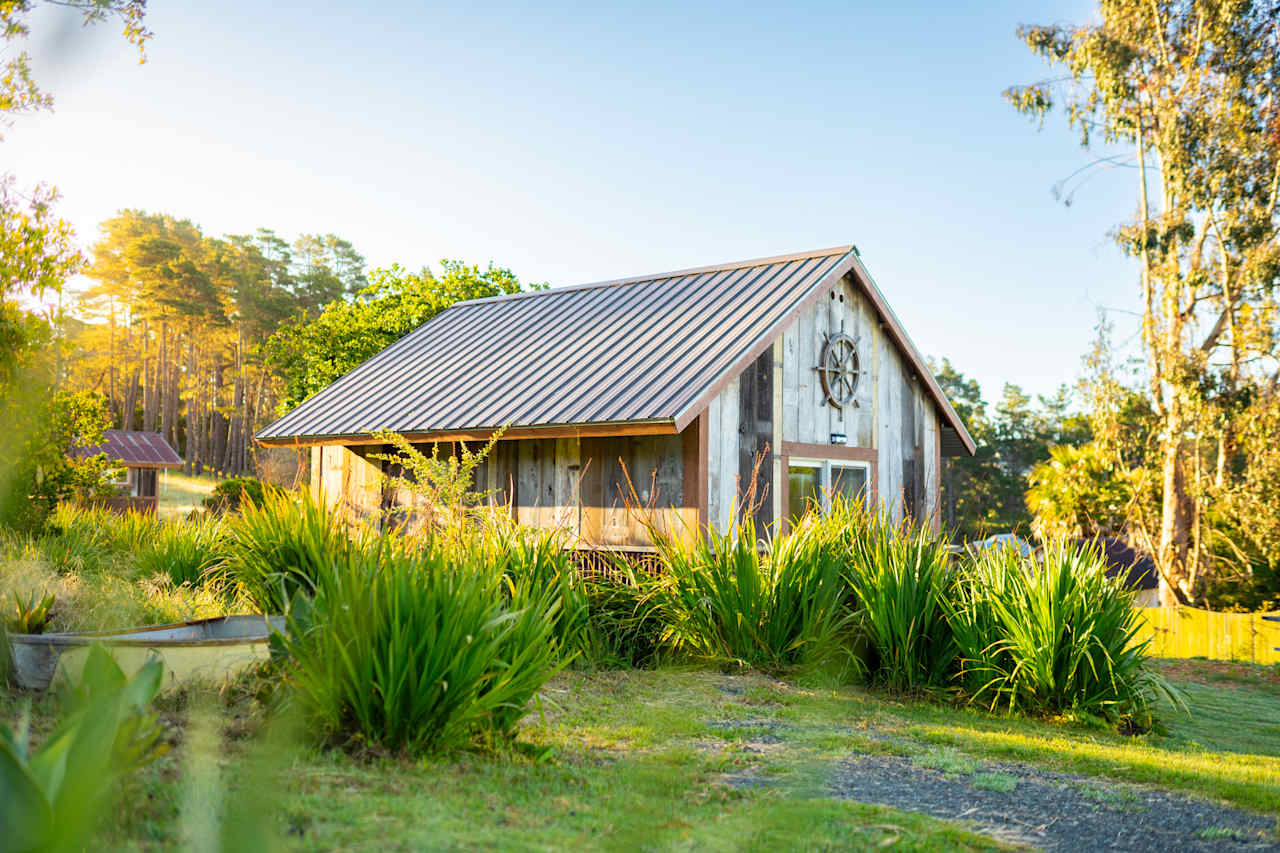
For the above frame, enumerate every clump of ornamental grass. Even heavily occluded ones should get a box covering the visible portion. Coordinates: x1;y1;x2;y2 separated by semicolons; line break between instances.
39;505;117;576
134;515;226;587
579;563;666;670
221;491;349;614
104;509;164;556
947;539;1181;730
643;514;852;672
279;534;565;754
836;500;956;692
48;503;163;558
481;519;591;658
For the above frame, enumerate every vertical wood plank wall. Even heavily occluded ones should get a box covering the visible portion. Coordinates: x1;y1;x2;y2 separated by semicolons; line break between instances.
705;375;740;532
313;431;698;548
710;273;942;529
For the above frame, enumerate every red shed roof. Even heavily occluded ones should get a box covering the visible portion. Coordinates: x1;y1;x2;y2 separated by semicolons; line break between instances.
74;429;183;469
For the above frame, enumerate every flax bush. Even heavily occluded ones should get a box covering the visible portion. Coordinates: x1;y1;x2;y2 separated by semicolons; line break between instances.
221;491;349;614
135;515;226;587
280;535;564;753
644;516;851;671
948;539;1179;728
827;499;956;692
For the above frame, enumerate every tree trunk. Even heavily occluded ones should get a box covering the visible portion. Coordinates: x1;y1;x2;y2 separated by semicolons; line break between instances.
121;367;140;431
224;376;244;474
1158;414;1193;607
142;357;157;431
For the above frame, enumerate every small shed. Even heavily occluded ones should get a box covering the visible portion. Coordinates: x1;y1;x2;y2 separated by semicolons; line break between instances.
75;429;183;514
257;245;976;548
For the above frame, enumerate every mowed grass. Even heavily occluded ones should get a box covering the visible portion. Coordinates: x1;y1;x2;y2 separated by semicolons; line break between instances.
859;659;1280;814
6;661;1280;851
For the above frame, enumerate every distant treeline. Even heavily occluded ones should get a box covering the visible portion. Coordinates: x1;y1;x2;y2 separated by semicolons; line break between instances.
63;211;367;477
60;211;533;481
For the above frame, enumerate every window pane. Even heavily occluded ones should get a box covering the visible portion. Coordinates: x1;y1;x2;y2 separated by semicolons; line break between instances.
830;464;867;506
788;465;821;519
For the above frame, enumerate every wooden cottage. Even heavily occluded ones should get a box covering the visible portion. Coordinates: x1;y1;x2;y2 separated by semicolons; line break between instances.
74;429;184;514
256;246;975;546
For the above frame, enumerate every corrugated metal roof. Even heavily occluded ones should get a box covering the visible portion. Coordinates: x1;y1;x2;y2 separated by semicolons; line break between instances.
73;429;184;468
257;245;976;455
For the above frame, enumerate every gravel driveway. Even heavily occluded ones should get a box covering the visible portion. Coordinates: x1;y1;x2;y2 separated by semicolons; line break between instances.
831;752;1279;851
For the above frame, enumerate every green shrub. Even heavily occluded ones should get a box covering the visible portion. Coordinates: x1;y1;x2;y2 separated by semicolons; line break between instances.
221;492;349;614
644;516;851;671
948;539;1179;728
838;502;956;691
580;572;665;669
103;510;163;556
135;516;226;587
0;647;165;853
279;536;564;753
39;506;115;576
483;521;588;655
43;505;163;577
202;477;282;515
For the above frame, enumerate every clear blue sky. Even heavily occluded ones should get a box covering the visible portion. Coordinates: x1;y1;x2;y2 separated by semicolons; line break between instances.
6;0;1140;406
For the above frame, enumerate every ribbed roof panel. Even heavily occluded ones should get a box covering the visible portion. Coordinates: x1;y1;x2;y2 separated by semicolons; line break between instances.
73;429;184;468
257;247;853;441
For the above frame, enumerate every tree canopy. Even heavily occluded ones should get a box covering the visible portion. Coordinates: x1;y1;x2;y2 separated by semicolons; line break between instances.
264;261;530;412
1008;0;1280;604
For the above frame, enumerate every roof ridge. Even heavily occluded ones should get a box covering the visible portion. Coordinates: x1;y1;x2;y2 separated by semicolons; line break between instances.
454;244;855;308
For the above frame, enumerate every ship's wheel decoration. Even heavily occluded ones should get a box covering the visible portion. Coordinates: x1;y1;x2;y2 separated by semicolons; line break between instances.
817;332;860;410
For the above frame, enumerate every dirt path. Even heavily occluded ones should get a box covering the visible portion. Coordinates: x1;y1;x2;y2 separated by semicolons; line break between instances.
830;752;1279;851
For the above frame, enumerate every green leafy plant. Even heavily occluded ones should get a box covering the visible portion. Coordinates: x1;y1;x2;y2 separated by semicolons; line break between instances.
4;589;54;634
135;516;226;587
579;569;665;670
37;511;112;576
838;502;956;692
221;491;349;614
104;509;164;556
0;647;165;853
372;427;505;534
202;477;283;515
56;646;168;773
483;520;589;658
643;514;851;671
279;535;565;753
947;539;1181;729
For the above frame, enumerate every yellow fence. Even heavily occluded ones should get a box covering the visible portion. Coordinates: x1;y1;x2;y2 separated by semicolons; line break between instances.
1135;607;1280;665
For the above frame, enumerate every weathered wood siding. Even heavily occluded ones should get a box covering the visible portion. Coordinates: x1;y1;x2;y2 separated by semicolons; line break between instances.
311;444;382;517
705;374;740;533
707;272;943;530
780;276;878;448
312;429;698;548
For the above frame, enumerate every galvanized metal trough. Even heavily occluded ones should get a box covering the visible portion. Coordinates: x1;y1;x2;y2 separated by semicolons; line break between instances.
7;614;283;691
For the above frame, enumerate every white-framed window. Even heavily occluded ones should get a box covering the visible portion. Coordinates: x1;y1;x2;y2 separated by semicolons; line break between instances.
787;457;870;519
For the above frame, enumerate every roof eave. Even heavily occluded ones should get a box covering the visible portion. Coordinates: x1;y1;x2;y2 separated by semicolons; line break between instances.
255;418;680;448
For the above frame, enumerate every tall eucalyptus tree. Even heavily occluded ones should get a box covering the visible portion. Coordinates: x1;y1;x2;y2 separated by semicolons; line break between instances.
1008;1;1280;604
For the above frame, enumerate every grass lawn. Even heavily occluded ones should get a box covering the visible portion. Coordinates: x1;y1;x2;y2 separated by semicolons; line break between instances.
156;471;221;518
5;658;1279;851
